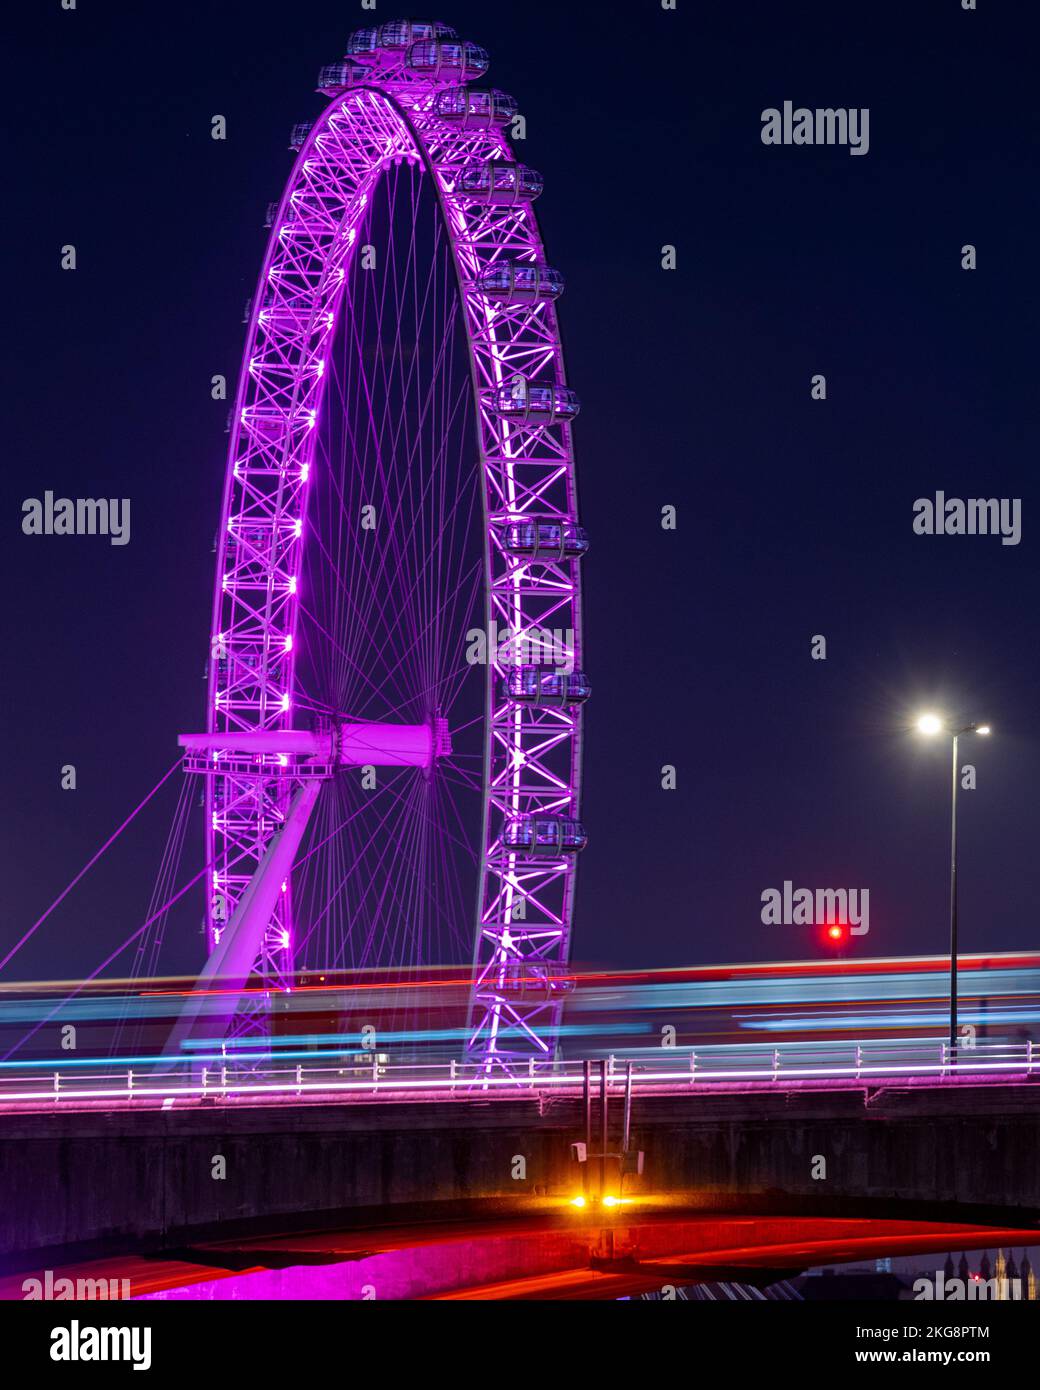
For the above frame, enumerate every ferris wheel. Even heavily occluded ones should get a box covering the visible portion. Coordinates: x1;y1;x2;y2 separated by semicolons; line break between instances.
177;19;589;1071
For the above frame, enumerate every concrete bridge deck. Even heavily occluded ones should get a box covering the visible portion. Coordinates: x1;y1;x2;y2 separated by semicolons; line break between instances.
2;1077;1038;1279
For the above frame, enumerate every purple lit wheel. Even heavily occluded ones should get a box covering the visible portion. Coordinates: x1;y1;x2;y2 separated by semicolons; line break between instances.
204;21;587;1069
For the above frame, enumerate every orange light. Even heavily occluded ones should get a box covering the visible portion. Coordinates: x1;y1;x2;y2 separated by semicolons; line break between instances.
570;1195;586;1209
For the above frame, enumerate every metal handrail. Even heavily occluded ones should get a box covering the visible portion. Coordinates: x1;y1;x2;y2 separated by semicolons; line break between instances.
0;1038;1035;1110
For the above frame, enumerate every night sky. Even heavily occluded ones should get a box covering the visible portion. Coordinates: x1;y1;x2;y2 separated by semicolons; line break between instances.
5;0;1038;982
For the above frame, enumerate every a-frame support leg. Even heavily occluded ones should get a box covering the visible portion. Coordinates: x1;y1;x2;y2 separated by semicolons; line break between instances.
163;779;321;1065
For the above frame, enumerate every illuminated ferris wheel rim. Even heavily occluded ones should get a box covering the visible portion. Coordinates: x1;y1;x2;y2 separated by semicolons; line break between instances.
189;18;589;1066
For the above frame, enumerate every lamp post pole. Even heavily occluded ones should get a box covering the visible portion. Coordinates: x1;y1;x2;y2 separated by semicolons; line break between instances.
914;714;990;1065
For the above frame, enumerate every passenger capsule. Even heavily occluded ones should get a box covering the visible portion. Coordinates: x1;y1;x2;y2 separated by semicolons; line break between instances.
407;39;489;82
454;162;543;206
499;520;589;561
347;21;457;61
289;122;314;151
476;262;564;305
492;961;575;998
316;63;355;92
433;88;517;130
503;668;591;708
501;816;587;857
489;376;579;425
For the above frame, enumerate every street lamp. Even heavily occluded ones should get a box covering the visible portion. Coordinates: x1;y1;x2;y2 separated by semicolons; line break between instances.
915;713;991;1056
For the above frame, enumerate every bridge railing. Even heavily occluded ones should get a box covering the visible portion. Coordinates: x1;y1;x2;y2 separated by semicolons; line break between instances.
0;1038;1036;1109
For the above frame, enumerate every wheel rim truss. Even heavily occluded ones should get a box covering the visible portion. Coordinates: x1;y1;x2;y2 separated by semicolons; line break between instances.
205;52;584;1072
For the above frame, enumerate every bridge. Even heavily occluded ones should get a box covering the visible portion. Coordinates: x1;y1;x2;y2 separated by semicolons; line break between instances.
3;1049;1039;1299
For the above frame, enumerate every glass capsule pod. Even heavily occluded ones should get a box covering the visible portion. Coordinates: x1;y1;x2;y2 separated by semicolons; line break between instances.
316;63;354;91
346;24;379;57
347;21;457;61
454;162;543;206
501;816;588;856
476;262;564;305
433;88;517;130
262;201;298;230
490;376;580;425
503;667;591;708
499;520;589;561
506;661;592;706
494;961;576;999
407;39;489;81
289;122;314;151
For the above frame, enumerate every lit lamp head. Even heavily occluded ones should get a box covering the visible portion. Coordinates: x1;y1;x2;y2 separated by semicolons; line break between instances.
916;713;944;736
915;712;992;737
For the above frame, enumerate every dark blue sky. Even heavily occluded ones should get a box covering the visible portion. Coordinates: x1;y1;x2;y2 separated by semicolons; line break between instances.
4;0;1038;981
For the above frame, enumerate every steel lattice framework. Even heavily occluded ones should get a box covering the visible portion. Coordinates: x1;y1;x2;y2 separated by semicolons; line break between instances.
195;21;588;1070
